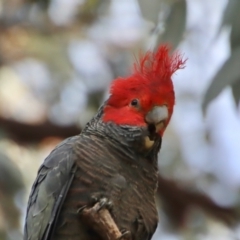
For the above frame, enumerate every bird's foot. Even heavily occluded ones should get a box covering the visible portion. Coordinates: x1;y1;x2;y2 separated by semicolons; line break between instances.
77;205;87;214
90;196;113;212
117;229;131;240
77;195;112;214
77;195;131;240
77;198;131;240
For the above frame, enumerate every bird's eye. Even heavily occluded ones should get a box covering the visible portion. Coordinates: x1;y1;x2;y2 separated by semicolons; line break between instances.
130;99;139;107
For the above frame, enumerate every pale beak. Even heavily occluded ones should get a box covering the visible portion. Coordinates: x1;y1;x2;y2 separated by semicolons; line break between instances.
145;106;168;133
144;106;168;149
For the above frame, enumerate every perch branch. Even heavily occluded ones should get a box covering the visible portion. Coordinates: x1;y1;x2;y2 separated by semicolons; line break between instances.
81;202;129;240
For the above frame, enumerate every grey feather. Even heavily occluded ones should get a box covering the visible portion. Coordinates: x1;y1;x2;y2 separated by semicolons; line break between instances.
24;136;78;240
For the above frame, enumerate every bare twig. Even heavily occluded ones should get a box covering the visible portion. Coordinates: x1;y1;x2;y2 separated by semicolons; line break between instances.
81;202;129;240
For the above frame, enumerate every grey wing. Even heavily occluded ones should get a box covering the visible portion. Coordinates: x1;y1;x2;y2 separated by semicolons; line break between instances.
24;136;79;240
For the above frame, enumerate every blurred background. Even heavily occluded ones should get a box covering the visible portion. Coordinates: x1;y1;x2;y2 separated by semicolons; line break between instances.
0;0;240;239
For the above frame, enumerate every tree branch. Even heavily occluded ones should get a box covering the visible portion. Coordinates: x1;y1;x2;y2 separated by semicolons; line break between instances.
81;202;129;240
0;116;80;143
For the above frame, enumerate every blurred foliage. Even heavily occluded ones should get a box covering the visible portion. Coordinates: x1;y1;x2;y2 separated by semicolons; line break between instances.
203;0;240;110
27;0;51;8
138;0;186;51
0;152;24;240
203;46;240;110
155;0;186;51
138;0;162;25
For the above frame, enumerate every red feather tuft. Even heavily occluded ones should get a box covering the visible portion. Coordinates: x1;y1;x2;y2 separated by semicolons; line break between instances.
103;45;186;130
134;45;186;81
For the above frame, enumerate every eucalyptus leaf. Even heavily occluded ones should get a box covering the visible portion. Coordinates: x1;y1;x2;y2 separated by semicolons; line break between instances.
221;0;240;49
231;78;240;106
137;0;163;25
230;1;240;49
221;0;238;27
156;0;186;50
202;46;240;111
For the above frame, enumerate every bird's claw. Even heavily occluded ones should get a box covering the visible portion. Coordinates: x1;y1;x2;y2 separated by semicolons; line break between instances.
90;195;113;212
77;196;113;215
117;229;131;240
77;205;87;214
96;197;113;212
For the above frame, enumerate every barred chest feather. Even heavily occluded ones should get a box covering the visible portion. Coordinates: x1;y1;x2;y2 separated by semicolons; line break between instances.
53;132;159;240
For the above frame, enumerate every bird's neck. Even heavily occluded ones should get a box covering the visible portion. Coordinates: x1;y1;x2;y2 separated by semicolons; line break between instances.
82;106;161;163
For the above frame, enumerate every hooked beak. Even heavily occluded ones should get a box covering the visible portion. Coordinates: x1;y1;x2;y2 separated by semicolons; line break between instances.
145;105;168;133
144;106;168;149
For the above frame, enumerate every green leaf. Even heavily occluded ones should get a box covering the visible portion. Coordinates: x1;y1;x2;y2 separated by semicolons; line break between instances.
230;1;240;49
221;0;238;27
202;46;240;111
156;0;187;50
231;78;240;106
221;0;240;50
137;0;163;25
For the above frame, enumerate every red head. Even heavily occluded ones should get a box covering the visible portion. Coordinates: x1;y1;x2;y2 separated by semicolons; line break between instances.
103;45;185;136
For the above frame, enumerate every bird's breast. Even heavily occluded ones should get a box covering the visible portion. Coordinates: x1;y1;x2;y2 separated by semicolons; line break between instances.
53;135;158;240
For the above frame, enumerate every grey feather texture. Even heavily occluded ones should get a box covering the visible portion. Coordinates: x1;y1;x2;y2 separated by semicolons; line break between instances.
24;107;161;240
24;137;77;240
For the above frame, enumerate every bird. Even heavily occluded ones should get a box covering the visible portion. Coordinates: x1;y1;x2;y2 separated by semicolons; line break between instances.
23;45;185;240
